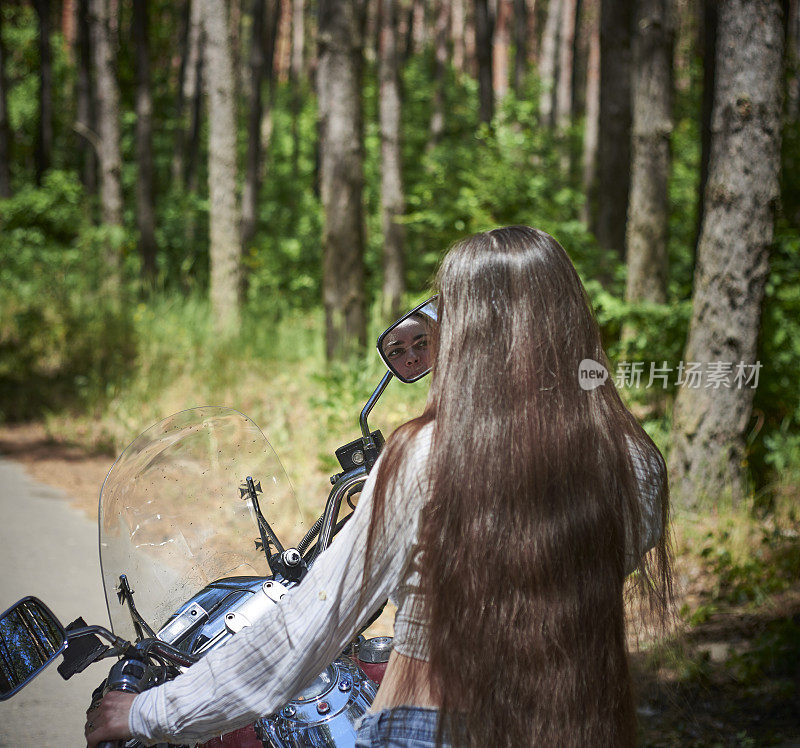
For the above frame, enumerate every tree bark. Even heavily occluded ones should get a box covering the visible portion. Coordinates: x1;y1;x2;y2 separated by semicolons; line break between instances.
695;0;717;254
185;0;205;193
624;0;674;306
474;0;495;123
133;0;157;282
452;0;466;74
318;0;367;360
580;0;599;224
555;0;577;130
493;0;511;103
429;0;449;145
35;0;53;185
512;0;528;94
75;0;97;196
290;0;304;174
595;0;633;263
89;0;123;232
0;6;12;198
242;0;267;264
788;0;799;119
170;0;192;189
202;0;242;335
379;0;406;321
539;0;561;126
669;0;784;509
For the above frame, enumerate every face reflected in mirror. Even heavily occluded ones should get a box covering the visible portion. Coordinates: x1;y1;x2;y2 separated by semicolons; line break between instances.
0;597;66;700
382;315;431;381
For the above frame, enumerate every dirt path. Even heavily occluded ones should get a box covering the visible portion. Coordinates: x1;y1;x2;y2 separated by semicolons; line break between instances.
0;456;109;748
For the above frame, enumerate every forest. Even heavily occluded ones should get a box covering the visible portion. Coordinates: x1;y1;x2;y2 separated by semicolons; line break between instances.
1;0;800;743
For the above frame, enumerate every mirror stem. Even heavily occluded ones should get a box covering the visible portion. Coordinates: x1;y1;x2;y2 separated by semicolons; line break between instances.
360;371;393;447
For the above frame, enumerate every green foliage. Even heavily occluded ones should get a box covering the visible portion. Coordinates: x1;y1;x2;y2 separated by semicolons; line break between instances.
0;172;136;419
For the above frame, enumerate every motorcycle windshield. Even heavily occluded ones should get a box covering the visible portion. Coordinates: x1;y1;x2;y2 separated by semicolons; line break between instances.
98;407;305;641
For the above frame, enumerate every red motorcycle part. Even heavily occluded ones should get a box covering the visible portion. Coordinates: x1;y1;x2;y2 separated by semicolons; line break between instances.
199;724;263;748
354;657;388;685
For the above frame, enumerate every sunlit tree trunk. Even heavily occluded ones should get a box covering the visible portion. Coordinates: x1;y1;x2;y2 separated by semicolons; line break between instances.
0;7;12;198
89;0;123;230
202;0;242;335
539;0;560;126
318;0;367;360
581;0;599;224
452;0;466;74
624;0;674;307
474;0;495;123
555;0;576;130
133;0;157;282
669;0;784;509
380;0;406;321
34;0;53;185
596;0;633;263
493;0;510;103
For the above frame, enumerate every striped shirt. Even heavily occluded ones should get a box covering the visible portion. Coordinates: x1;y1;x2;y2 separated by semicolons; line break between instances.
128;422;664;744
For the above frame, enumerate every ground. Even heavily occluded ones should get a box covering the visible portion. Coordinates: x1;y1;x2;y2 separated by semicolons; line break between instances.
1;422;798;746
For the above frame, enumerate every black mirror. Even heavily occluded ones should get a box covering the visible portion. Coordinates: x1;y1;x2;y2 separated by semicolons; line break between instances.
377;296;438;383
0;597;66;700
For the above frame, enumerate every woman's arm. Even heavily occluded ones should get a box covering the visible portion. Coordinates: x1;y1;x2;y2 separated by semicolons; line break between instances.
121;424;433;746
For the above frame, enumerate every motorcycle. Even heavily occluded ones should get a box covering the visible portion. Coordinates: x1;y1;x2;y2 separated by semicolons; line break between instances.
0;297;438;747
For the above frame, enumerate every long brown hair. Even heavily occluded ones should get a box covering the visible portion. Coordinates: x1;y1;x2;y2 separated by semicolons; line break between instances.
366;226;671;746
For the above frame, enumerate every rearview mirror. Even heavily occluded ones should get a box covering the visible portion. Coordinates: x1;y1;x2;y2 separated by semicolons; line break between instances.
377;296;438;383
0;597;66;700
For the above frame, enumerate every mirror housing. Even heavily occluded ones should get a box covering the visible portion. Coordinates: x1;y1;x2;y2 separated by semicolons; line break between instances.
377;296;438;383
0;596;67;700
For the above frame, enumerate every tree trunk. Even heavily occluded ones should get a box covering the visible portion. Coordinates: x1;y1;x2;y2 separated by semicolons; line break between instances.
429;0;449;145
539;0;561;126
555;0;577;130
35;0;53;185
202;0;242;335
259;0;281;182
242;0;266;265
452;0;466;74
75;0;97;196
580;0;599;224
170;0;192;189
788;0;799;119
493;0;510;103
695;0;717;255
669;0;784;509
0;6;12;198
290;0;304;174
133;0;157;282
474;0;495;123
318;0;367;360
512;0;528;93
624;0;674;306
595;0;633;263
185;0;205;193
379;0;406;321
89;0;123;231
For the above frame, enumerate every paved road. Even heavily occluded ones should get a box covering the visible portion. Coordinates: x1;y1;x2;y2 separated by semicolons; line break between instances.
0;458;109;748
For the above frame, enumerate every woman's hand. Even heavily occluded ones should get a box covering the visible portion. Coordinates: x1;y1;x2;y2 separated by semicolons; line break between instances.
84;691;136;747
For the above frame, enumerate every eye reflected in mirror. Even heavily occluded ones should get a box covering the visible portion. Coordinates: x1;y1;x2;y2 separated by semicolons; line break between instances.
377;296;438;383
0;597;66;700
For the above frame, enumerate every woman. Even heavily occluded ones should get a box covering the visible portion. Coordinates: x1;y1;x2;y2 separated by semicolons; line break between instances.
86;226;671;747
